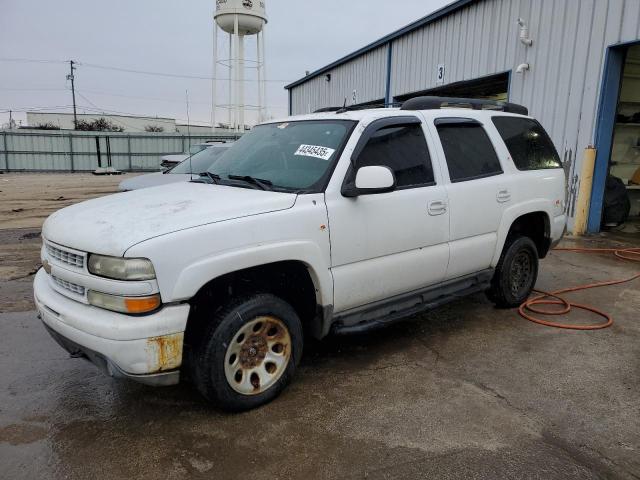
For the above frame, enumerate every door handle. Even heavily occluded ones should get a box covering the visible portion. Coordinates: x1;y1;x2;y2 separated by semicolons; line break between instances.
496;189;511;203
428;200;447;216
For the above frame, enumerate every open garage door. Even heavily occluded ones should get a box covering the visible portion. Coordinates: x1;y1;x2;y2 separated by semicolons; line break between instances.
395;72;510;103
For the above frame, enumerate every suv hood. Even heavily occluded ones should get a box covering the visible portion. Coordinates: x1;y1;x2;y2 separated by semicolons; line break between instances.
43;182;297;256
119;172;194;191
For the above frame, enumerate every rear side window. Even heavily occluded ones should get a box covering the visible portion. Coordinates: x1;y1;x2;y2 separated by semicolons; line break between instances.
356;124;435;187
492;117;561;170
435;120;503;182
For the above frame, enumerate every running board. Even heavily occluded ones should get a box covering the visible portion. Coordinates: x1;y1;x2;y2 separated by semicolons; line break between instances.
331;269;494;335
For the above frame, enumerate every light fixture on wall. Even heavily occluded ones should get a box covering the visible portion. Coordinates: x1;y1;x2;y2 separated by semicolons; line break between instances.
325;74;332;82
516;63;530;74
517;18;533;46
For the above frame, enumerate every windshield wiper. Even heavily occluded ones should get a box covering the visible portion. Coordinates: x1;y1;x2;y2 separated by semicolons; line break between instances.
227;174;273;191
198;172;221;184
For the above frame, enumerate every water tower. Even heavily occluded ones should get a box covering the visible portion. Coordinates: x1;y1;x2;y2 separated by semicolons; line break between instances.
212;0;267;132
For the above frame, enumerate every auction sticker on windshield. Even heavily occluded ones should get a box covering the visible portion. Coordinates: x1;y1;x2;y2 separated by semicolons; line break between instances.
294;144;336;161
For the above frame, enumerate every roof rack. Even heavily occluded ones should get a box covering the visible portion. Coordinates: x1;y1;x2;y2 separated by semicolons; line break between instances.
313;102;402;114
313;107;342;113
400;96;528;115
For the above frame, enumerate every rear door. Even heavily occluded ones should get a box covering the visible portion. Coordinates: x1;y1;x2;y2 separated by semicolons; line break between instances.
429;117;508;280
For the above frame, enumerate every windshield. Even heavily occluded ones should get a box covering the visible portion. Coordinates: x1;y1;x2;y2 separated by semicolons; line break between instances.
170;147;229;174
188;144;207;155
207;120;355;192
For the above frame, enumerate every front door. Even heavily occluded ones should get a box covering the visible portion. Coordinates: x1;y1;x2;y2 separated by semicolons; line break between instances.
326;117;450;313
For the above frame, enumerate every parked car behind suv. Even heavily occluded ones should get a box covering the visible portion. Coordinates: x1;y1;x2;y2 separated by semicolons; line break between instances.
119;143;232;191
34;97;566;411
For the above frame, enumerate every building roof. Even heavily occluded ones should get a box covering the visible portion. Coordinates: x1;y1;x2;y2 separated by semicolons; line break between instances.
284;0;479;90
26;111;176;122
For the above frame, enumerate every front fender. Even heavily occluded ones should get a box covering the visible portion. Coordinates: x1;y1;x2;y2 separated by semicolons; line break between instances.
170;240;333;306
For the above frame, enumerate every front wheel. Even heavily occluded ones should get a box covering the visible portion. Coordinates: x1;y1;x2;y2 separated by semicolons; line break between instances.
192;293;303;411
487;236;539;308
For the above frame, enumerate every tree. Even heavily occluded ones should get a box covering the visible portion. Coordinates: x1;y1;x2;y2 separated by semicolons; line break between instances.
145;125;164;132
75;118;124;132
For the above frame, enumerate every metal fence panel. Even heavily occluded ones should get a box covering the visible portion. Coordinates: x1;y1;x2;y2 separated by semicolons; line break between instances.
0;130;241;172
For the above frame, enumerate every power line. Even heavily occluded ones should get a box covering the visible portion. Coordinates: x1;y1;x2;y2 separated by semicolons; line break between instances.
77;88;285;108
81;62;292;83
0;88;69;92
0;105;76;113
0;57;68;65
0;57;293;83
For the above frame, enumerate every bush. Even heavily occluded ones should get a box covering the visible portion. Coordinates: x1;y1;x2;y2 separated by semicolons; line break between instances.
33;123;60;130
145;125;164;132
75;118;125;132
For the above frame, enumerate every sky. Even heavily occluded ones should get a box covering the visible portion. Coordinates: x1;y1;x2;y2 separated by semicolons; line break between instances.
0;0;452;128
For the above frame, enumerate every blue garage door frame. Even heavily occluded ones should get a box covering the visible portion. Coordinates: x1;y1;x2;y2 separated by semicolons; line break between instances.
588;40;640;233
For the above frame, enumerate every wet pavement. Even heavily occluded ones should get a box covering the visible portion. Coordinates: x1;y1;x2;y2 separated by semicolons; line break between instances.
1;235;639;479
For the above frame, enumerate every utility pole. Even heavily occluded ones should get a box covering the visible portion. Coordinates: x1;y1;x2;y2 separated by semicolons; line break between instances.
67;60;78;129
8;110;12;129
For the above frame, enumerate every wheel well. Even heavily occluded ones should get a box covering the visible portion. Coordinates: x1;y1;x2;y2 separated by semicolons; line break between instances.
184;261;318;354
507;212;551;258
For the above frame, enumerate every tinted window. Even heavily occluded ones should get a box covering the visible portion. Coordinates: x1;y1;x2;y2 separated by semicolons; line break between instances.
492;117;561;170
436;121;503;182
356;124;434;187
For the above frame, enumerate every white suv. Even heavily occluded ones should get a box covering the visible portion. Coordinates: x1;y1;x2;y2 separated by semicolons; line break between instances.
34;97;566;411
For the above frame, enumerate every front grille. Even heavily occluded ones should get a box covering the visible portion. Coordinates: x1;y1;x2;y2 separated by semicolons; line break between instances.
46;243;84;269
52;275;86;296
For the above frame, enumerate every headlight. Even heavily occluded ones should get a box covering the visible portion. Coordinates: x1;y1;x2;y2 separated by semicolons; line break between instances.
88;254;156;281
88;291;161;314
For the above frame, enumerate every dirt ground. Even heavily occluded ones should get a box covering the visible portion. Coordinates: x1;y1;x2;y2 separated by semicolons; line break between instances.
0;172;139;312
1;173;640;479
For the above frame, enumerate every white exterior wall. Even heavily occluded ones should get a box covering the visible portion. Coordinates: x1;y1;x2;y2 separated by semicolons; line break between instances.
289;0;640;227
27;112;178;133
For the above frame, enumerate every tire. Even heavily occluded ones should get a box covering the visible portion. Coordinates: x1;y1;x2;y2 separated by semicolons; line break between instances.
487;236;539;308
192;293;303;411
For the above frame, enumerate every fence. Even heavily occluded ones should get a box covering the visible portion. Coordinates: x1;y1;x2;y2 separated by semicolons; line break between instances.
0;130;242;172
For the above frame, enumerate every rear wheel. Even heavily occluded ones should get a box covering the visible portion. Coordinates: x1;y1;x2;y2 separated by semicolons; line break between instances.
192;293;303;411
487;236;539;308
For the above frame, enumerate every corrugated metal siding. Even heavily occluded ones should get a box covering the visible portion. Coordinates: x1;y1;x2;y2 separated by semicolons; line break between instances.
0;131;240;172
289;0;640;226
290;45;388;114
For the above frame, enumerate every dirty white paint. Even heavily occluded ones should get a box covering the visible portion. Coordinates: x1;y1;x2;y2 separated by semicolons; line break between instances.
42;182;297;256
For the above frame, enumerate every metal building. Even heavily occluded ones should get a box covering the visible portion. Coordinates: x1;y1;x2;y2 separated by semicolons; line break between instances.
285;0;640;233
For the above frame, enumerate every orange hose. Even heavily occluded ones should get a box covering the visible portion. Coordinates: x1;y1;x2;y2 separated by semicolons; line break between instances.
518;247;640;330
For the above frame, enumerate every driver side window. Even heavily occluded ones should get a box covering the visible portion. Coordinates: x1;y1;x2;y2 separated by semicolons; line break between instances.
356;124;435;188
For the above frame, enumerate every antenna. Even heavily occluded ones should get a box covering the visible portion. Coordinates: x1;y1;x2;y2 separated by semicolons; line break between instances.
186;89;193;180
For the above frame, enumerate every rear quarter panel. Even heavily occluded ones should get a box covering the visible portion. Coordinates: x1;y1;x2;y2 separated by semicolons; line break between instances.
481;114;566;265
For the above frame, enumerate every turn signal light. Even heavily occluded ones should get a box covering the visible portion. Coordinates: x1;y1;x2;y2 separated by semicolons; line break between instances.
88;291;161;314
124;295;162;314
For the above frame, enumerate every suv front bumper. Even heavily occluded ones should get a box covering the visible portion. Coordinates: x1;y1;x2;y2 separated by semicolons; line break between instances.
34;269;190;386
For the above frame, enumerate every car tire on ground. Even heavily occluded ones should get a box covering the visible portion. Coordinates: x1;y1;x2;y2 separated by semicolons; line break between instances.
192;293;303;411
487;236;539;308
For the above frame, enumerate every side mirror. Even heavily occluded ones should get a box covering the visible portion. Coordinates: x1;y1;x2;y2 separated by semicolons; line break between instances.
342;165;396;197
